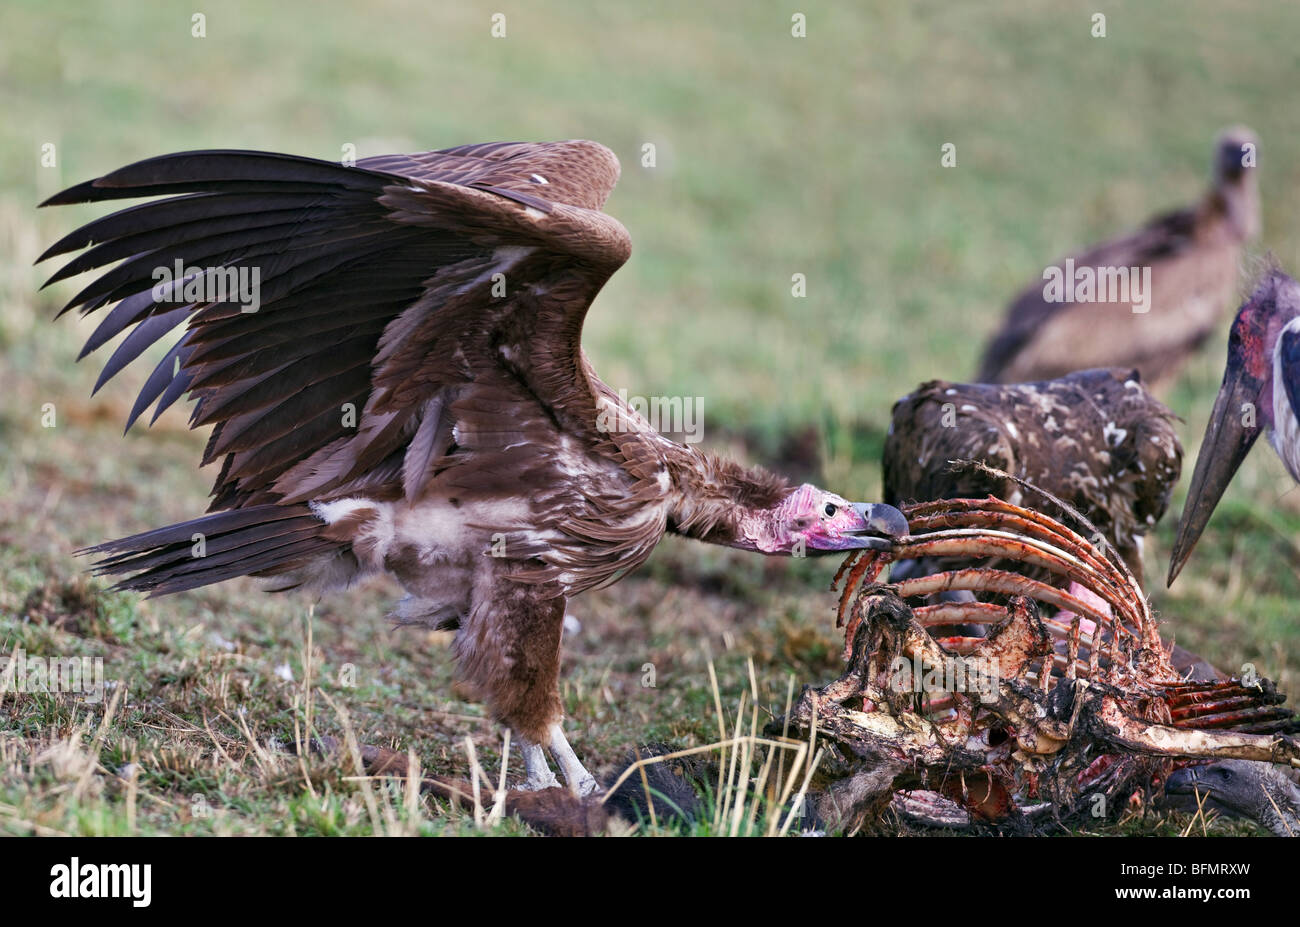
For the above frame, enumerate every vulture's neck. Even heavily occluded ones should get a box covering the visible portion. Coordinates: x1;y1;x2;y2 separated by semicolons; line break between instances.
1259;772;1300;837
1209;174;1260;242
661;445;789;551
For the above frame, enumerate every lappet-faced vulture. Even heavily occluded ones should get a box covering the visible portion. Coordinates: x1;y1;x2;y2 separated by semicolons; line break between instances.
1168;266;1300;585
977;128;1259;390
38;141;908;794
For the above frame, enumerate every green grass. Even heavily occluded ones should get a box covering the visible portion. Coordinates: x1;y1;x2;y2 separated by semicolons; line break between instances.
2;0;1298;835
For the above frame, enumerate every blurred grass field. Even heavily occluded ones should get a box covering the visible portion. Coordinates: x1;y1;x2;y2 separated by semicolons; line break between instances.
1;0;1298;835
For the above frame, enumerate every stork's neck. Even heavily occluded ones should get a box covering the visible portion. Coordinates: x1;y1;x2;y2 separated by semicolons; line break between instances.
1268;317;1300;481
660;444;789;550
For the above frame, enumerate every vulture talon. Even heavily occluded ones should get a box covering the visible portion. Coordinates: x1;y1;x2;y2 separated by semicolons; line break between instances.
518;737;562;792
547;724;601;798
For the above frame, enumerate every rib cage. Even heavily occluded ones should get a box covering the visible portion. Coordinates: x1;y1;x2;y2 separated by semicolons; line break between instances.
774;494;1298;830
834;496;1294;734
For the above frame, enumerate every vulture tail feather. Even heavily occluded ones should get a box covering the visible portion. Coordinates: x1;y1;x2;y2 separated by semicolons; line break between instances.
84;504;338;596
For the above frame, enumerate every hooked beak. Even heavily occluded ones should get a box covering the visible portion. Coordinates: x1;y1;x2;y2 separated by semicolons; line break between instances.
1164;765;1205;795
1163;763;1241;817
1167;360;1264;586
836;502;910;551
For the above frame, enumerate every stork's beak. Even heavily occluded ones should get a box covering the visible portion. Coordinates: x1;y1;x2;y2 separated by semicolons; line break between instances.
841;502;910;550
1167;358;1264;586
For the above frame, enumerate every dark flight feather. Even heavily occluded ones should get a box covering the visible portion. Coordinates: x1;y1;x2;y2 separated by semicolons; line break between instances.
41;141;633;592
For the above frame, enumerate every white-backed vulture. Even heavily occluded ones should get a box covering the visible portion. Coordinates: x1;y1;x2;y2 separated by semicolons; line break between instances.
978;127;1259;390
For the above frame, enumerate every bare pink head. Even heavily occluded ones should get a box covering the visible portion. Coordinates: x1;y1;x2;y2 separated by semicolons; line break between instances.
735;483;908;555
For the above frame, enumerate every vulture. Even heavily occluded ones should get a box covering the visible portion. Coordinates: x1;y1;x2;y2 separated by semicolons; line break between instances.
1168;266;1300;585
37;141;909;795
1165;760;1300;837
977;127;1259;389
883;367;1181;584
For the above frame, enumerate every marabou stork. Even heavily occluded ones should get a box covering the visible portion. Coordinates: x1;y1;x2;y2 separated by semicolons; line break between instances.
1168;267;1300;585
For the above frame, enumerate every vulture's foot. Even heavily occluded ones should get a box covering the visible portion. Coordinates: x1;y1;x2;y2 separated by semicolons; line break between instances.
518;738;562;791
514;725;599;795
549;724;601;797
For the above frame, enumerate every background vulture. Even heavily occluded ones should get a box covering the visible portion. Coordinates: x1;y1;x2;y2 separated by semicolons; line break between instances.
883;367;1181;585
1169;266;1300;584
38;140;908;795
977;127;1259;389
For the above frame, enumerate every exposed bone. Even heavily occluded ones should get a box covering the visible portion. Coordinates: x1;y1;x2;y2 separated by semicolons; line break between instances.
783;496;1298;832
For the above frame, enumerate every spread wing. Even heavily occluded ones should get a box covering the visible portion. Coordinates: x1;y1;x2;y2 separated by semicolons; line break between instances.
39;140;631;511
